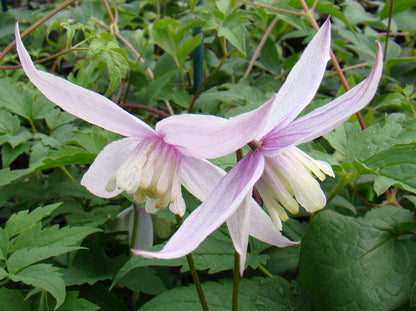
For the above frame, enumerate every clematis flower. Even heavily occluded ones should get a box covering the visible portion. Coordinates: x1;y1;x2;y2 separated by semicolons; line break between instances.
14;23;277;218
134;19;384;273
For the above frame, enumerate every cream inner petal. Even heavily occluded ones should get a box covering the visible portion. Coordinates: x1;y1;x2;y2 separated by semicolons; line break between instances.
107;136;186;216
257;146;333;229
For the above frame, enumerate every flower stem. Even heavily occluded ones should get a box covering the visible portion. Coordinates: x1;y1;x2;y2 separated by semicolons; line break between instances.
130;204;139;249
232;251;240;311
326;175;350;205
175;215;209;311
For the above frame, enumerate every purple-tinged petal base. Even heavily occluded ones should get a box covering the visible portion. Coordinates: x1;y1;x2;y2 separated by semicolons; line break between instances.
132;151;265;259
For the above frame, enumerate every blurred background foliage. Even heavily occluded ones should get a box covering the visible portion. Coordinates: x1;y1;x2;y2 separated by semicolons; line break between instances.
0;0;416;310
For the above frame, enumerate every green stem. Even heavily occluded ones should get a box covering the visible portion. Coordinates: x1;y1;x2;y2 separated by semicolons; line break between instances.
258;263;274;279
130;204;139;249
232;251;240;311
175;215;209;311
384;0;394;62
326;175;350;205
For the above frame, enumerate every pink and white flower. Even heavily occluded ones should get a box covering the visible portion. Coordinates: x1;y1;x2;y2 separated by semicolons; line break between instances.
134;19;384;274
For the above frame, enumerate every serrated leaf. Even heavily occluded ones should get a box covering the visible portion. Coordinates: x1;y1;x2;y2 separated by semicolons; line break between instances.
218;11;248;55
139;276;310;311
45;109;77;130
9;264;65;310
1;143;31;167
57;291;99;311
7;246;84;274
87;33;128;96
0;109;20;135
0;228;9;261
176;33;202;60
299;206;416;311
366;145;416;195
5;203;61;238
0;167;33;187
0;288;31;311
0;267;7;280
11;225;101;252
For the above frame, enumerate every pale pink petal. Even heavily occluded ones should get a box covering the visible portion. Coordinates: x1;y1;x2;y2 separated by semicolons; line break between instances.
226;197;251;275
15;23;154;138
258;18;332;138
180;157;226;202
133;207;154;250
156;98;274;159
107;205;153;249
81;138;141;198
132;151;265;259
248;201;298;247
261;42;383;156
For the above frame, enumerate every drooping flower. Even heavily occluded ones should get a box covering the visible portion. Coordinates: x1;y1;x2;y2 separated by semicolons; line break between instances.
134;19;384;273
15;23;270;216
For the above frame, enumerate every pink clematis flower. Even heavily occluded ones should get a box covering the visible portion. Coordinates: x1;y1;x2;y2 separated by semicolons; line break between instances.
134;19;384;273
14;23;275;217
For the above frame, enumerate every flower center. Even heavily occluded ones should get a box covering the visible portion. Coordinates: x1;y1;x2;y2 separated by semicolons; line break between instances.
106;136;185;216
256;147;334;230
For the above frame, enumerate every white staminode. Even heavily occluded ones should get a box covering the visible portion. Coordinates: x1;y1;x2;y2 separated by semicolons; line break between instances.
106;136;185;216
257;146;334;230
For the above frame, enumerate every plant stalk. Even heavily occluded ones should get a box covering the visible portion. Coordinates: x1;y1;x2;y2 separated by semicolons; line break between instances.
176;215;209;311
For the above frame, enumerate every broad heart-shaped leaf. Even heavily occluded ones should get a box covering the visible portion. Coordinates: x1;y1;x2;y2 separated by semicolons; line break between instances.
139;276;310;311
299;206;416;311
9;263;65;310
0;287;31;311
4;203;61;238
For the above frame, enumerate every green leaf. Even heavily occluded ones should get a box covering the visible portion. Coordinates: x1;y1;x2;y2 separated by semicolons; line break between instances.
10;225;101;252
87;33;128;96
57;291;99;311
0;109;20;135
263;245;300;276
0;288;31;311
139;276;310;310
0;267;7;280
7;246;84;274
9;264;65;310
117;267;167;295
218;11;249;55
366;145;416;195
150;18;182;57
380;0;416;19
0;167;33;187
1;143;31;167
5;203;61;238
112;231;235;289
299;206;416;311
45;109;77;130
411;281;416;307
176;33;202;60
0;228;9;262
